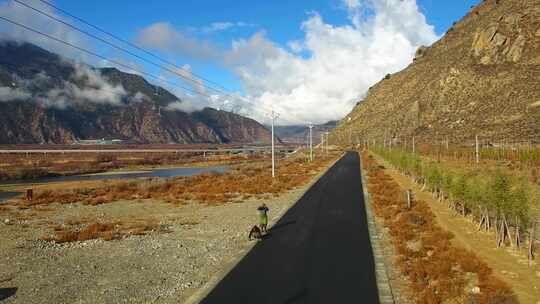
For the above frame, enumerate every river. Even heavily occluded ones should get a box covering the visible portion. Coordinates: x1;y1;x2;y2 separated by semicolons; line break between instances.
0;166;228;203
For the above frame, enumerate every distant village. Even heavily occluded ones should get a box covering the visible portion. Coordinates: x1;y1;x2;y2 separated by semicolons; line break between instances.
75;138;124;145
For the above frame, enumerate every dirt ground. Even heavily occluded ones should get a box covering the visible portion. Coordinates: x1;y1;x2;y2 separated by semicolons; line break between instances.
0;158;336;304
372;154;540;304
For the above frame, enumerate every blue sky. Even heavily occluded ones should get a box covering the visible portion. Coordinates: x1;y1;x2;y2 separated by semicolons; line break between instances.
51;0;478;89
0;0;480;124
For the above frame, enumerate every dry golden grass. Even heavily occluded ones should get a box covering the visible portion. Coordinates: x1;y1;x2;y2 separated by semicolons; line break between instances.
17;153;337;207
0;205;10;213
41;219;169;243
0;151;267;182
362;151;517;304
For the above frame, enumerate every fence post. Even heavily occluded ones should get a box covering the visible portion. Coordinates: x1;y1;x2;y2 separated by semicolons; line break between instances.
26;188;33;202
529;221;536;265
406;189;412;209
475;135;480;164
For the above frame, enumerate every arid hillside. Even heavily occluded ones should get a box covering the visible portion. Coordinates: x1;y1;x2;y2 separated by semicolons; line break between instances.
333;0;540;143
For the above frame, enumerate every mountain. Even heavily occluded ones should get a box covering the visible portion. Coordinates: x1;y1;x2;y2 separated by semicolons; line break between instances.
332;0;540;144
0;41;272;144
274;121;338;144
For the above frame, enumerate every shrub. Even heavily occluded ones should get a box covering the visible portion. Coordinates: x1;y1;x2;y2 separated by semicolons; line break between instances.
363;152;517;304
96;154;117;163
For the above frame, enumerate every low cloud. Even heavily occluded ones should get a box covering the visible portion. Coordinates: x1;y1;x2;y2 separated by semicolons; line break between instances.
0;85;31;101
132;91;148;103
165;100;199;113
39;63;126;108
3;61;128;108
0;0;93;63
163;64;225;113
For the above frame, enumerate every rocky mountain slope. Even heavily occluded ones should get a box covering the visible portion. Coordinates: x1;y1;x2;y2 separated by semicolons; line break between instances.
274;121;337;144
332;0;540;144
0;41;272;144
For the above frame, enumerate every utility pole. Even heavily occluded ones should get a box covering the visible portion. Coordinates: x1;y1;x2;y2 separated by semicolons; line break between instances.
308;123;314;162
325;132;329;154
270;110;279;178
475;135;480;164
321;133;324;153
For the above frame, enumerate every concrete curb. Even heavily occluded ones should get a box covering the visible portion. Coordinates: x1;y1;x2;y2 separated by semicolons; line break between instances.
359;156;395;304
185;154;343;304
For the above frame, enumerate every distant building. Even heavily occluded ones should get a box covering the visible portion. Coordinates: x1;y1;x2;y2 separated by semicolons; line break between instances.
75;138;124;145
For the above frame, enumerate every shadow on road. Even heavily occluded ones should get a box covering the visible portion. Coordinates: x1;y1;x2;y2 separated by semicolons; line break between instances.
202;152;379;304
284;288;308;303
268;220;297;232
0;287;17;301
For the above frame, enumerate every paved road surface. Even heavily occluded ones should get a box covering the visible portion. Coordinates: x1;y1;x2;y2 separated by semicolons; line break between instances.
202;151;379;304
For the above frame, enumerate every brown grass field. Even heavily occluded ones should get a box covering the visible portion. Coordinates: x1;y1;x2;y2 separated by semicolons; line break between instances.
1;150;338;244
0;150;272;182
362;151;517;304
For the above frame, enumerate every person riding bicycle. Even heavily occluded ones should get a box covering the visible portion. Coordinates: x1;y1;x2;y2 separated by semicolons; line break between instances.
257;203;269;233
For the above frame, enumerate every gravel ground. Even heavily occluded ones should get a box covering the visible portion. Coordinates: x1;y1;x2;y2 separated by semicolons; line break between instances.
0;162;333;304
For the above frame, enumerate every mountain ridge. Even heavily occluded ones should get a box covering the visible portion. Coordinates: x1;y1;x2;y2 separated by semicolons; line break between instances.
332;0;540;144
0;41;272;144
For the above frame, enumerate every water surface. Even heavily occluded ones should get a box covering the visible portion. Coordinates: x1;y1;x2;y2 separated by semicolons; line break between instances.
0;166;228;187
0;191;21;203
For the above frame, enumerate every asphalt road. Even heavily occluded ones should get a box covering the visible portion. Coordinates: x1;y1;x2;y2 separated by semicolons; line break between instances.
201;151;379;304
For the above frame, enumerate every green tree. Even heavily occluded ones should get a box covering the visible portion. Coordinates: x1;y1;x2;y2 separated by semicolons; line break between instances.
451;174;467;203
488;171;513;217
511;175;530;229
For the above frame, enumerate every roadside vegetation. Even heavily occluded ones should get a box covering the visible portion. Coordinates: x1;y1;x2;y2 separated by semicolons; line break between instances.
370;145;539;262
362;151;517;303
416;143;540;167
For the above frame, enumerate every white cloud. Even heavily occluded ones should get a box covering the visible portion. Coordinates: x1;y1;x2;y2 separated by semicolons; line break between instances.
0;85;31;101
4;0;436;124
161;64;213;112
136;22;220;61
203;22;235;33
165;100;199;113
201;21;255;33
39;64;126;108
132;91;148;103
222;0;438;124
287;40;304;53
3;62;128;108
344;0;361;8
0;0;93;62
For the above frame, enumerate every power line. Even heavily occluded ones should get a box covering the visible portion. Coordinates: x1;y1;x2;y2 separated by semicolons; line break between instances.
18;0;304;122
1;15;277;118
34;0;233;94
12;0;274;116
2;7;306;125
0;16;213;100
12;0;236;99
